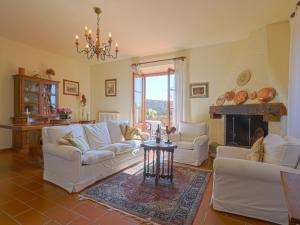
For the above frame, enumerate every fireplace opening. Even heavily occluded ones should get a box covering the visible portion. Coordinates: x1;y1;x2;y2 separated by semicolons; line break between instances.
225;115;268;147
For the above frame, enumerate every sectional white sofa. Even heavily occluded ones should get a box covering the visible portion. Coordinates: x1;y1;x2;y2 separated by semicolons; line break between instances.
42;121;145;193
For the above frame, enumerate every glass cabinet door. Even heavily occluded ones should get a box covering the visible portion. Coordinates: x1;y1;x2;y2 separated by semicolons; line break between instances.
23;79;40;114
43;83;58;114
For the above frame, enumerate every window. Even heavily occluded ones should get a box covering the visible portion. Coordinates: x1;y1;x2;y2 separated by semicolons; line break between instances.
133;68;175;136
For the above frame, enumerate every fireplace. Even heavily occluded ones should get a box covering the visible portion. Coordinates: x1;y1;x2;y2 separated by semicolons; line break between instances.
209;103;287;147
225;115;268;147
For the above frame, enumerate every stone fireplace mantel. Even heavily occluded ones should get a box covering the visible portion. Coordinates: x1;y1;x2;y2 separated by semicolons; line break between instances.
209;103;287;122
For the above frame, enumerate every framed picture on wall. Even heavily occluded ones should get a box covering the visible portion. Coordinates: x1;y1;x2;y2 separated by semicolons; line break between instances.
63;80;79;96
105;79;117;97
190;82;209;98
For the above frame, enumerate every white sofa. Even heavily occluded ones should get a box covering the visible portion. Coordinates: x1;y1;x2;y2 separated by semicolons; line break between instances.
170;121;209;166
212;136;300;225
42;121;145;193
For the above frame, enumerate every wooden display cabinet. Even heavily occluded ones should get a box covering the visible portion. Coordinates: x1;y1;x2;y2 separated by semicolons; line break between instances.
12;75;59;150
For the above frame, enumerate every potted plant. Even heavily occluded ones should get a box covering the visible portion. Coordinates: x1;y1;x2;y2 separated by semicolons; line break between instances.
57;108;72;120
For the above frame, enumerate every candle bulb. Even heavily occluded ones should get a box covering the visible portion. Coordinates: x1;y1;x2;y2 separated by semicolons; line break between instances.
85;44;89;49
109;32;112;39
75;35;79;40
115;42;119;50
88;29;92;34
84;26;88;36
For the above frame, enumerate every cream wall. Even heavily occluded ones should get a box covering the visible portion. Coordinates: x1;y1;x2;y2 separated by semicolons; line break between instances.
90;59;133;120
0;36;90;149
90;21;290;144
190;21;290;143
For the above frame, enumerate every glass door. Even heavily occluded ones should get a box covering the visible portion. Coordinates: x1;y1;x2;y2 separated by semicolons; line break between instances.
133;69;175;135
43;82;58;115
132;73;144;130
23;79;40;114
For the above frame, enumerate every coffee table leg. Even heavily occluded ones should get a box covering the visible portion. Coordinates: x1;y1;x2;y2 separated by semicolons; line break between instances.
170;150;174;183
143;148;146;182
155;150;160;186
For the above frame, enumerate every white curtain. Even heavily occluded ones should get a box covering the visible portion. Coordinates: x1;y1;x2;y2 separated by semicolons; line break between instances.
174;59;189;127
287;5;300;138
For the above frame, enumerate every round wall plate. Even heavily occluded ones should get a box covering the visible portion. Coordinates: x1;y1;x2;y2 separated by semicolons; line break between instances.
237;70;252;87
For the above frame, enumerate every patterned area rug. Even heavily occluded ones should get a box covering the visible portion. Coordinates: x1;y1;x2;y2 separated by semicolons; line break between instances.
81;163;210;225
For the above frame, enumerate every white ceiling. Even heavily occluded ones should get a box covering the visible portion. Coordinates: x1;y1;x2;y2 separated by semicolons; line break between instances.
0;0;297;63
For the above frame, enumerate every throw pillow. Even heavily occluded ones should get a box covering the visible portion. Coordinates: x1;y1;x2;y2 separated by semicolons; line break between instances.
246;137;264;162
120;125;142;140
57;131;73;146
67;136;90;154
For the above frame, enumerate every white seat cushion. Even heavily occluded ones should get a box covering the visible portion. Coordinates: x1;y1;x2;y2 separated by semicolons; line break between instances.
176;141;194;150
122;140;142;149
83;123;111;149
107;121;125;143
100;143;132;155
82;150;114;165
46;124;87;144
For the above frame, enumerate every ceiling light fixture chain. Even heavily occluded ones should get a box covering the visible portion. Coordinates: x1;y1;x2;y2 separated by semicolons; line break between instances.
75;7;118;61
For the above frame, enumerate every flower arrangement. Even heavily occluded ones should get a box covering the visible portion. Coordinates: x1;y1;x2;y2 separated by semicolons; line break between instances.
57;107;72;119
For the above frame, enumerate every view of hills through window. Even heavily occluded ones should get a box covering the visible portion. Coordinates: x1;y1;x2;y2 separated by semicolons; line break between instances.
145;74;175;135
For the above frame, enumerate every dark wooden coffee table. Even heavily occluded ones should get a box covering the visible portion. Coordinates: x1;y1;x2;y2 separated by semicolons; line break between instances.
141;141;177;186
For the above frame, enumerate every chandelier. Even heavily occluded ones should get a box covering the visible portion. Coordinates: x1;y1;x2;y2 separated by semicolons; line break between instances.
75;7;118;61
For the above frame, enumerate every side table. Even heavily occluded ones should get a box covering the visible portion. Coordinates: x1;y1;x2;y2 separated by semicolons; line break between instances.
141;141;177;186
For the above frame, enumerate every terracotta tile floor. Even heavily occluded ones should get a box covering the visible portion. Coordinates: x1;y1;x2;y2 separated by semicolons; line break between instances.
0;150;275;225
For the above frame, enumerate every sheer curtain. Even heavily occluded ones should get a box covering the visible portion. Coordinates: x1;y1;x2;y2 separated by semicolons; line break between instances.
287;4;300;138
174;59;189;127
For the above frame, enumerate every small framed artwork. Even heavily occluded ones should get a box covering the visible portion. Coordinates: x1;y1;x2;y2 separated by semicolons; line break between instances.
63;80;79;96
190;82;209;98
105;79;117;97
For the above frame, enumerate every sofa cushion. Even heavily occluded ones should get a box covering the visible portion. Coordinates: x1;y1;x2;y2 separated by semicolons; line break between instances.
179;122;208;141
122;140;142;149
263;135;300;168
107;121;125;143
83;123;111;149
47;124;86;144
100;143;132;155
246;137;264;162
57;131;73;146
263;133;286;146
68;136;90;154
82;150;114;165
176;141;194;150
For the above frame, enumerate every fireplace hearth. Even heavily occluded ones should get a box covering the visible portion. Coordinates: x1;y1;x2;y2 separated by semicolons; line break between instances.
225;115;268;147
209;103;287;147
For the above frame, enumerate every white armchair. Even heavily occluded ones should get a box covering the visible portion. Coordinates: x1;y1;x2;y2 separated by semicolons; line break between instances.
170;121;209;166
212;145;300;225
